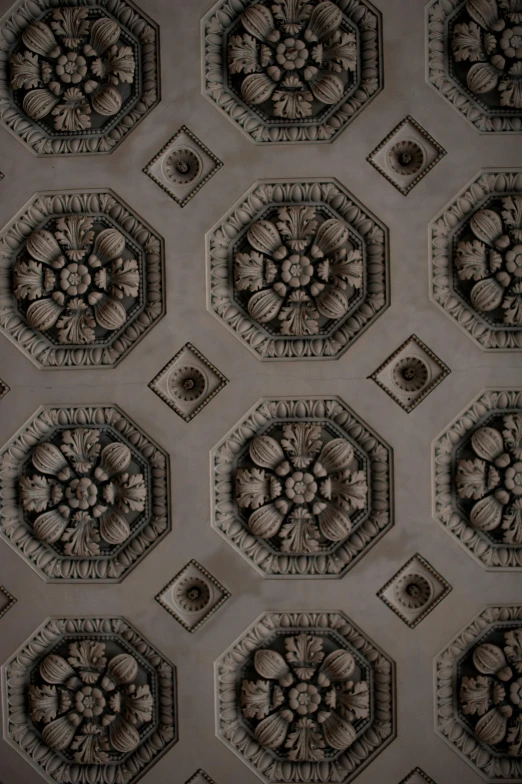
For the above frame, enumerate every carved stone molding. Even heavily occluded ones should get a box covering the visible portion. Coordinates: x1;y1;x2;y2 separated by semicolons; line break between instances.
185;770;217;784
1;616;177;784
435;605;522;780
377;553;452;628
211;396;393;578
202;0;383;144
207;179;389;360
427;0;522;133
398;769;437;784
0;404;170;581
0;189;164;368
0;0;160;155
430;170;522;350
156;559;231;633
0;583;16;619
433;388;522;569
216;611;395;782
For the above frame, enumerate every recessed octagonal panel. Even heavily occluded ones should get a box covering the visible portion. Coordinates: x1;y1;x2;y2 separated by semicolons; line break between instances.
0;190;164;368
202;0;383;144
0;0;160;155
207;179;388;360
211;396;393;577
216;610;395;782
427;0;522;133
1;616;177;784
436;605;522;781
433;388;522;570
430;170;522;351
0;404;170;581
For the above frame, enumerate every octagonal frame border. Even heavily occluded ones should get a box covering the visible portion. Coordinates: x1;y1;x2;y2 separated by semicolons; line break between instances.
425;0;522;134
434;604;522;782
0;403;171;582
215;609;396;784
429;168;522;352
201;0;383;145
0;0;161;156
210;395;394;578
206;178;389;361
432;387;522;571
0;188;165;369
1;615;178;784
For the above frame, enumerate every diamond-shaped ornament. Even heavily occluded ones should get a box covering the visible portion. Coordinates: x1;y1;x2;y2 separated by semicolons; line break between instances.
148;343;228;422
367;116;446;196
378;553;451;629
370;334;450;413
0;585;16;619
0;377;9;402
185;771;217;784
143;126;223;207
156;560;230;633
398;768;438;784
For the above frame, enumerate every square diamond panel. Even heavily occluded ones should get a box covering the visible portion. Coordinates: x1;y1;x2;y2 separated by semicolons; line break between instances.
185;772;217;784
367;116;446;196
0;584;16;619
156;560;230;633
370;335;450;413
148;343;228;422
399;769;437;784
378;554;451;629
143;126;223;207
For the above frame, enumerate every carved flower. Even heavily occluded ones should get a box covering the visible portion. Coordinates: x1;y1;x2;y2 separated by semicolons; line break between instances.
240;633;369;760
387;140;424;176
174;576;211;613
228;0;357;120
167;366;207;402
164;149;201;185
456;414;522;543
19;428;146;557
235;422;367;553
455;196;522;326
9;8;135;132
13;216;140;345
452;0;522;108
392;356;429;392
393;573;432;609
28;640;153;764
460;628;522;756
234;206;363;336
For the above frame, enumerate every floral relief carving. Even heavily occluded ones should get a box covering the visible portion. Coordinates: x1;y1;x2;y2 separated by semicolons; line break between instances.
0;190;164;368
0;0;159;155
208;179;388;360
216;611;395;782
211;397;392;577
2;617;177;784
0;405;169;581
202;0;382;144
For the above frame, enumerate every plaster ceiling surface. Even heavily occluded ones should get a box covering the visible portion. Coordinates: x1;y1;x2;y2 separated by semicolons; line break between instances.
0;0;521;783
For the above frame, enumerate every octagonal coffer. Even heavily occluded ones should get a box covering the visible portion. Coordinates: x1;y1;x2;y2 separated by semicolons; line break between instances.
215;611;395;782
2;616;177;784
207;179;389;360
0;0;160;155
0;404;170;581
0;190;164;368
211;396;393;577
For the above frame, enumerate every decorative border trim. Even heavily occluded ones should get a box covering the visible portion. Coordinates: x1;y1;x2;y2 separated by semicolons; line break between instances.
155;559;231;633
398;768;437;784
0;404;170;581
0;377;9;402
211;396;393;578
0;584;16;619
185;770;217;784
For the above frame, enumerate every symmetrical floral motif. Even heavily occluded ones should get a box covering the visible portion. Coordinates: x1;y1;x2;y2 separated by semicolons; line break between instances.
168;366;207;402
0;191;164;368
377;553;451;628
0;405;169;581
387;141;424;176
0;0;159;155
3;617;177;784
392;356;429;392
393;573;432;609
203;0;382;143
217;611;395;782
208;180;388;359
212;397;392;577
436;606;522;780
430;171;522;349
164;149;201;185
156;560;230;633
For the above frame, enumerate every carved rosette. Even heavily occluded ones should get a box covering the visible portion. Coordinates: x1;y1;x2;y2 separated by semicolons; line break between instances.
211;397;393;577
202;0;382;144
430;170;522;350
436;605;522;781
207;179;388;360
427;0;522;133
0;405;169;581
216;611;395;782
0;190;164;368
0;0;159;155
433;388;522;569
2;617;177;784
